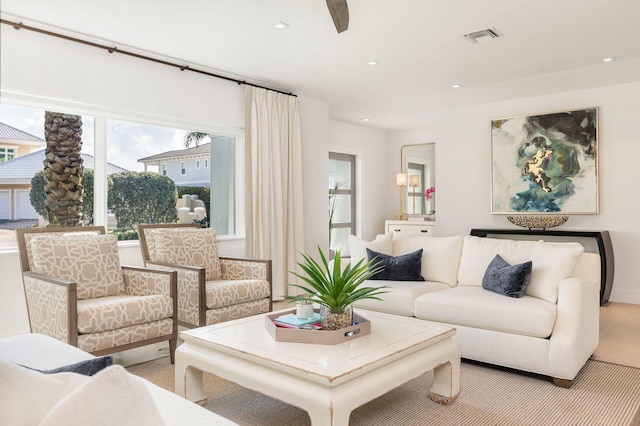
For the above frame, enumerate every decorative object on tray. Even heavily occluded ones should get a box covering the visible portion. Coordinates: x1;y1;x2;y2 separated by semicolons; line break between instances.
507;215;569;230
287;246;388;331
491;108;598;214
295;301;314;319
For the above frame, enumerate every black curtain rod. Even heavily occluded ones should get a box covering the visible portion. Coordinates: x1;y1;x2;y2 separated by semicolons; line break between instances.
0;19;297;97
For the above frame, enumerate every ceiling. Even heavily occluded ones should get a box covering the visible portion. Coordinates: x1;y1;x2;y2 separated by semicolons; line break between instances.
1;0;640;130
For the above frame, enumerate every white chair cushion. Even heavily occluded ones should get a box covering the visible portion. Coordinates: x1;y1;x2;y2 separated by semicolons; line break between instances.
30;234;125;300
526;241;584;303
154;228;222;281
348;233;392;266
414;286;557;338
457;236;539;287
391;235;464;286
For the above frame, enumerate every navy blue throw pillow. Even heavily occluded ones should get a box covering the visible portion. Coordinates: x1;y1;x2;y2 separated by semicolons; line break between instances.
22;356;113;376
482;254;532;298
366;248;425;281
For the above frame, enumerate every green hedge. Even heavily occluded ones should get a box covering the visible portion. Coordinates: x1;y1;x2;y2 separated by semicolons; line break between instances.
108;172;177;231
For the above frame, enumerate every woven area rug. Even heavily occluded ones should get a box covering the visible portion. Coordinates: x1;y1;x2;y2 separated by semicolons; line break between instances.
127;358;640;425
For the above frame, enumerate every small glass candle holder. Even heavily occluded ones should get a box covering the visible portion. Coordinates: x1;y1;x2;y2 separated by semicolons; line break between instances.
296;301;314;319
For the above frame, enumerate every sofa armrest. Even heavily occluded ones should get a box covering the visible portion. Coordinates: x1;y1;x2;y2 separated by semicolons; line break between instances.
220;258;272;309
145;262;205;327
548;276;600;380
122;266;176;298
22;271;77;346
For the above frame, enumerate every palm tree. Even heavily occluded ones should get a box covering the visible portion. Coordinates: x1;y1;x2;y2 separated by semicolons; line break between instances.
184;131;210;147
43;112;84;226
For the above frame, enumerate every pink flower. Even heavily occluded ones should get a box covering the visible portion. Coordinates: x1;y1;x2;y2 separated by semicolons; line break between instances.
424;187;435;201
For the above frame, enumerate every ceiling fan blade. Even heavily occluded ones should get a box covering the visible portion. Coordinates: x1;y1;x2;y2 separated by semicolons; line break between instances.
326;0;349;33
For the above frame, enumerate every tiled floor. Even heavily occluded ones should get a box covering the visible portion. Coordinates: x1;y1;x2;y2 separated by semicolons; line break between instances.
118;301;640;369
593;302;640;368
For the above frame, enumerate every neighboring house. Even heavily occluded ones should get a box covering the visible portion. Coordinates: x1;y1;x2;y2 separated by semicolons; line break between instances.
138;142;211;187
0;149;128;220
0;121;45;163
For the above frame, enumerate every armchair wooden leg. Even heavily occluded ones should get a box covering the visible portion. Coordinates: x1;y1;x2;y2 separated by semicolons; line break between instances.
169;338;177;364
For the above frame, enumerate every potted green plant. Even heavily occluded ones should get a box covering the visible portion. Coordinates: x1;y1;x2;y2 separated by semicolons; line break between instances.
288;246;388;331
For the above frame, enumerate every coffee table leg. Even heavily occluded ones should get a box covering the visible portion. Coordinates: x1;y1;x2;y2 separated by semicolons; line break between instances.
429;340;461;405
175;353;207;403
306;399;351;426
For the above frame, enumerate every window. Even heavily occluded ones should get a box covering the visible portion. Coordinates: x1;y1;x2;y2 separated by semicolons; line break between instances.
204;159;209;168
0;148;16;163
328;152;356;256
0;102;243;249
196;160;200;169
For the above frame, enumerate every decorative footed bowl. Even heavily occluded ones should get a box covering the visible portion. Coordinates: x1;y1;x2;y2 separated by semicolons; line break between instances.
507;215;569;230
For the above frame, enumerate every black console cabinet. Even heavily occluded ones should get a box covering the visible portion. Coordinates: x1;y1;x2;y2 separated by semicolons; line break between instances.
470;229;614;306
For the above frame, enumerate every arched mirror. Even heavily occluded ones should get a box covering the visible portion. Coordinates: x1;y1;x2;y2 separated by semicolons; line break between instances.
399;143;435;217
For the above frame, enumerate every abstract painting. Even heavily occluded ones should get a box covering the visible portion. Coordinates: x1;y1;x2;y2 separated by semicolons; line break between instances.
491;108;598;214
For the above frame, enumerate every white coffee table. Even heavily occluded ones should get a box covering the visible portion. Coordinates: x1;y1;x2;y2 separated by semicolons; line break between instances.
175;309;460;426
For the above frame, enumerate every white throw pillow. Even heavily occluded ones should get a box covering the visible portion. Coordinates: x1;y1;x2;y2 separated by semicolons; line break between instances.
0;360;166;426
526;241;584;303
0;358;88;425
392;235;464;286
40;365;166;426
457;236;538;286
348;233;392;265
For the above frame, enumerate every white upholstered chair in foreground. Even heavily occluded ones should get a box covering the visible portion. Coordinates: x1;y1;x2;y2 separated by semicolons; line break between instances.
16;226;178;362
138;223;272;328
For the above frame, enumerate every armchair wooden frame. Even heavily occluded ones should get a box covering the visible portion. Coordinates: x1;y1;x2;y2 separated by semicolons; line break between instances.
138;223;272;328
16;226;178;362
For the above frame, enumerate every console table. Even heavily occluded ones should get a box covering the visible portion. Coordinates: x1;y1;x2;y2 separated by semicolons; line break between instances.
470;229;614;306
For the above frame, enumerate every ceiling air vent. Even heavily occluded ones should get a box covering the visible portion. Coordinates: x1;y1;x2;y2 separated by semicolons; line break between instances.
464;28;502;44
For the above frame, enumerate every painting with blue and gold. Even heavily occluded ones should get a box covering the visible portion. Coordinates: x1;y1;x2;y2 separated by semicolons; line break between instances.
491;108;598;214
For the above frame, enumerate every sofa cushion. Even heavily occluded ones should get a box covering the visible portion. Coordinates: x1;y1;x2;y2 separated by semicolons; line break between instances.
30;234;126;300
482;255;532;298
205;279;271;309
348;233;392;265
77;294;174;334
366;248;424;281
526;241;584;303
414;286;557;338
154;228;222;281
353;280;451;316
457;236;538;287
391;235;464;286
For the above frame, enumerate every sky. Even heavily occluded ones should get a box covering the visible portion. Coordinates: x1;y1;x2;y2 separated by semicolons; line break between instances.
0;103;191;172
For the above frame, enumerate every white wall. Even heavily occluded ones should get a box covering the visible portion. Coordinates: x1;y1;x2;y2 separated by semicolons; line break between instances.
389;82;640;304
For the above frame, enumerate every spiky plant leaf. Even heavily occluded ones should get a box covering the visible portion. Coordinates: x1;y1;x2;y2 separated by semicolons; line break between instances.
287;246;388;309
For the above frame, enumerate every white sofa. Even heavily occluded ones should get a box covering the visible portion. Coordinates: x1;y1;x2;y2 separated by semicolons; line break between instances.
0;333;236;425
350;233;600;387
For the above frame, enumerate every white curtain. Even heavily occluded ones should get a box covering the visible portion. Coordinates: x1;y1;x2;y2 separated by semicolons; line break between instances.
244;86;305;300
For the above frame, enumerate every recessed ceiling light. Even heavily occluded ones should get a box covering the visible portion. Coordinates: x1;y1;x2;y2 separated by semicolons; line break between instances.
367;61;380;66
602;57;616;63
361;118;371;122
452;84;463;89
273;21;290;29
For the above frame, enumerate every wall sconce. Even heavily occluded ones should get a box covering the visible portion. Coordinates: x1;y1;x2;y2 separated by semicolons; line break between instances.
396;173;407;215
409;175;419;214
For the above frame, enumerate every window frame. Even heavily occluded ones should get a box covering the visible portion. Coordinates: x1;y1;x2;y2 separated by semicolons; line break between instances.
1;92;246;242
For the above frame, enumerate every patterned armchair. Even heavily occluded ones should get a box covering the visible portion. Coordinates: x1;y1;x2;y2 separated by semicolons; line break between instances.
16;227;178;362
138;223;272;328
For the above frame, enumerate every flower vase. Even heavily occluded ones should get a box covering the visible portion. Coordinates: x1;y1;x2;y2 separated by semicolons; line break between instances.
320;305;353;331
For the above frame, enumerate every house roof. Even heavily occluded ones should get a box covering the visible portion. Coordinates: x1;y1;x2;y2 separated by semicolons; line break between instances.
138;142;210;164
0;149;128;181
0;121;44;143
